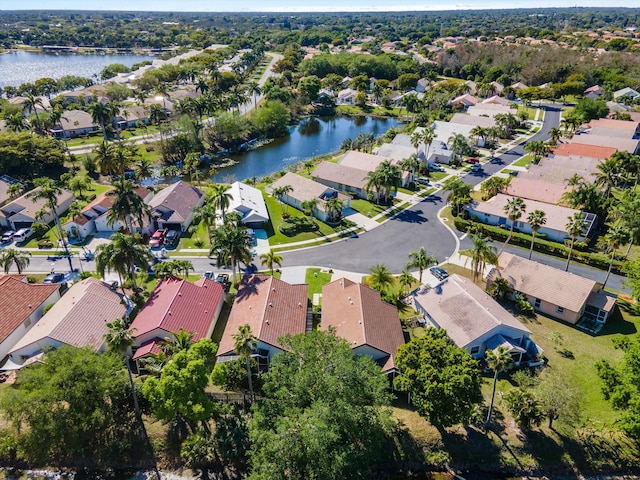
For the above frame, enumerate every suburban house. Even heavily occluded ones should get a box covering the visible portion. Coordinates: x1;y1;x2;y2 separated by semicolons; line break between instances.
227;181;269;228
552;143;616;160
64;186;153;239
584;85;603;99
450;112;497;129
338;150;410;186
6;278;132;369
312;161;368;199
450;94;479;108
321;278;405;375
511;82;528;91
269;173;350;223
114;105;150;129
490;253;617;332
519;157;601;185
482;95;510;106
336;88;357;105
412;274;542;366
569;134;640;154
217;275;309;368
0;275;60;367
391;131;453;164
490;82;505;95
50;109;99;139
505;177;569;206
467;103;517;118
130;276;225;361
148;181;204;232
466;193;597;243
0;175;20;207
375;143;418;163
587;118;640;139
415;78;431;93
9;95;50;114
613;87;640;103
0;187;73;231
432;120;482;147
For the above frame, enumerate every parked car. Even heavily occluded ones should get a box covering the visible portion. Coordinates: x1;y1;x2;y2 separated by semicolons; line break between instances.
465;157;480;164
13;228;31;243
203;271;215;280
215;273;231;291
471;163;482;172
429;267;449;281
427;163;445;172
1;230;15;243
243;263;258;274
415;177;430;185
508;170;519;176
163;230;180;248
43;272;65;284
149;229;167;248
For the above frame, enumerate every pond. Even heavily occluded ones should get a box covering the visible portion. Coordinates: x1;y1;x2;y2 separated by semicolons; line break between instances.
211;115;403;183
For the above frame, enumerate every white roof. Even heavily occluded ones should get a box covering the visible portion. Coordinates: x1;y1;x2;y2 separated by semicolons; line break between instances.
229;181;269;224
432;120;475;143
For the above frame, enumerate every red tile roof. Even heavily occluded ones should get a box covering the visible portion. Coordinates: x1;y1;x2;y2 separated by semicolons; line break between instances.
553;143;616;159
218;275;308;356
131;338;162;360
0;276;59;344
321;278;404;372
130;276;224;342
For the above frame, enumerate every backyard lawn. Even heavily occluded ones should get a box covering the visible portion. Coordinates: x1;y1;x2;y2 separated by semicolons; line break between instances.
350;197;396;218
305;267;333;301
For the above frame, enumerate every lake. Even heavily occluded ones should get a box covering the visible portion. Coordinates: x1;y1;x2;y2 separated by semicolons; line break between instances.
212;115;403;183
0;50;156;89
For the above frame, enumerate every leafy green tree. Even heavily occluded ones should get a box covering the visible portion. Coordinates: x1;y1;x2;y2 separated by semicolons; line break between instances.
407;246;437;284
442;177;472;216
504;388;543;430
248;329;392;480
252;100;290;138
143;338;219;433
527;209;547;260
394;328;482;428
534;370;582;429
297;75;322;102
2;346;137;467
485;345;513;427
0;248;31;274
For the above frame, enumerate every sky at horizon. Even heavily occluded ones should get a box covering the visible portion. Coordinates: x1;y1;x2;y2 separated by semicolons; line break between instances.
3;0;640;12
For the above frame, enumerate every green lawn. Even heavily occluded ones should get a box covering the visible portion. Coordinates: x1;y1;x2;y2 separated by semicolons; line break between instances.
428;171;448;181
512;154;533;167
305;267;333;301
350;197;396;217
177;222;210;251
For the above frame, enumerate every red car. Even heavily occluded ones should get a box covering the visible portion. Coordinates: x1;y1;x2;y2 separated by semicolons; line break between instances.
149;229;167;248
465;157;480;164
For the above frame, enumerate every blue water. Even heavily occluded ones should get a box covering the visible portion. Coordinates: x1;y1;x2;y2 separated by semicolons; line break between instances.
212;115;403;183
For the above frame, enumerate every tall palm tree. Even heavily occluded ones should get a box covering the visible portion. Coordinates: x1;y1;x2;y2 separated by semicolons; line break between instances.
93;141;117;176
442;177;472;216
248;81;261;109
468;232;498;282
447;133;471;165
524;140;550;164
602;222;629;289
209;224;252;285
410;129;423;157
501;196;527;254
134;158;154;183
29;178;73;270
486;346;513;427
548;127;562;146
324;197;344;222
420;127;436;162
399;154;422;183
407;247;437;284
527;210;547;260
104;319;162;480
0;248;32;274
272;184;293;216
106;178;152;235
595;157;624;200
232;324;257;401
399;268;414;295
259;251;283;276
88;101;118;140
368;263;394;292
207;184;233;218
5;112;29;132
21;93;44;134
565;213;586;272
95;232;152;293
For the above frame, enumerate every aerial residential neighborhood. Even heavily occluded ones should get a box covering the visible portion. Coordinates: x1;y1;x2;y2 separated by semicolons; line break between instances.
1;6;640;479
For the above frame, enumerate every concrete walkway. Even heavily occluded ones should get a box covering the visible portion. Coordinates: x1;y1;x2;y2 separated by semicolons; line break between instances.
279;265;308;284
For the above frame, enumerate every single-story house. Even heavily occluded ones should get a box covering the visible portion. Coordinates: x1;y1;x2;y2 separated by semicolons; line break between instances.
148;181;204;232
0;275;60;366
228;181;269;228
6;278;132;369
552;143;616;160
505;177;569;205
9;95;51;114
0;187;74;231
217;275;309;367
338;150;410;186
482;95;510;106
415;78;431;93
511;82;528;91
450;113;497;129
114;105;150;129
413;274;541;366
130;276;225;361
490;253;617;329
490;82;505;95
432;120;483;147
269;173;350;223
336;88;357;105
519;158;600;185
312;161;369;199
451;94;479;108
466;193;596;243
321;278;405;374
588;118;640;138
467;103;517;118
50;109;99;139
375;143;419;163
465;80;477;95
584;85;603;99
613;87;640;102
391;132;453;165
568;134;640;154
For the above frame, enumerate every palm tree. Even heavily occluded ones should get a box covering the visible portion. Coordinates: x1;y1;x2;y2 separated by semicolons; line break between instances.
259;251;283;276
5;112;29;132
485;346;513;427
29;178;72;270
399;154;422;183
524;140;549;164
548;127;562;146
398;268;414;295
324;197;344;223
273;184;293;216
488;277;512;300
368;263;394;292
22;93;44;134
95;232;152;293
527;210;547;260
209;224;252;285
88;101;118;140
134;158;154;183
161;328;194;357
407;247;437;284
601;222;629;289
565;213;586;272
468;232;498;282
106;178;152;235
442;177;472;216
367;161;401;204
104;319;161;480
232;324;257;401
191;202;218;240
248;81;261;109
93;141;117;176
0;248;32;274
595;157;624;200
300;198;318;217
207;184;233;218
501;196;527;254
410;129;423;157
420;126;436;162
447;133;471;165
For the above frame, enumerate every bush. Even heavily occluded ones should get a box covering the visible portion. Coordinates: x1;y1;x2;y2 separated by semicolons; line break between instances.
279;217;319;236
37;239;54;249
515;292;535;315
30;222;49;239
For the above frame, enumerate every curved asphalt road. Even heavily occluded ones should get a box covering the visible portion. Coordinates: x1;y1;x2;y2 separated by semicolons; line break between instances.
281;105;563;273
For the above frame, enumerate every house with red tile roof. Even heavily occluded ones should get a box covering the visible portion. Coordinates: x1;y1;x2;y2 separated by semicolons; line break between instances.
217;275;308;366
505;177;569;206
0;275;60;366
6;277;131;369
130;276;225;360
552;143;616;160
321;278;405;374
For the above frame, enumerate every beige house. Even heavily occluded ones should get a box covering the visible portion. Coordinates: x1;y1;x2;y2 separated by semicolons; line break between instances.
312;161;368;199
148;181;203;232
0;187;74;230
50;110;99;139
490;253;617;332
